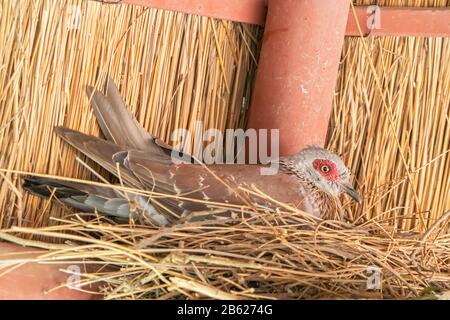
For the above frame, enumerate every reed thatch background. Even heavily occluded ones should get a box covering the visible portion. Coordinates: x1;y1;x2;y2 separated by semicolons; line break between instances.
0;0;261;229
329;0;450;232
1;0;448;233
0;0;449;300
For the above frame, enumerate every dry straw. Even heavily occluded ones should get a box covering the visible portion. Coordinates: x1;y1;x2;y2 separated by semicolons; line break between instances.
0;0;449;299
0;0;261;229
0;203;449;299
328;0;450;233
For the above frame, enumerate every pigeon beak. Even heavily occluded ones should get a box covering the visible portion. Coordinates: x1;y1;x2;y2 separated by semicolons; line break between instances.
340;183;362;204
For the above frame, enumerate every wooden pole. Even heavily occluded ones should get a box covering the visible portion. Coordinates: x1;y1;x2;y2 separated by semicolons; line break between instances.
247;0;351;155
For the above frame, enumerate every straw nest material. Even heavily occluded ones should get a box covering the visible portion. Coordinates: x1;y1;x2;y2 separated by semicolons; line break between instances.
0;193;449;299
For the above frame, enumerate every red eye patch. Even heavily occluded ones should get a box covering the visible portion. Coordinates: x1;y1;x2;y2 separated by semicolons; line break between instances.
312;159;339;181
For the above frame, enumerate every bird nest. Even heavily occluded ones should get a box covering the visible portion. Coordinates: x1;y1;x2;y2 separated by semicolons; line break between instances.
1;186;449;300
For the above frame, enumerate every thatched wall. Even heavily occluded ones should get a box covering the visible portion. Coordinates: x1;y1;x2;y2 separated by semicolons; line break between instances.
0;0;261;228
0;0;449;300
0;0;448;234
328;0;450;232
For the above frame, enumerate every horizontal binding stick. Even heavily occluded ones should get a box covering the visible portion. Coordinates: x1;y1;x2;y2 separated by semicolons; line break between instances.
347;6;450;37
95;0;268;26
92;1;450;37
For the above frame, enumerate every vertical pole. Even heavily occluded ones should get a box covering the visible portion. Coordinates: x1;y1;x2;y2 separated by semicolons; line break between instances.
247;0;351;156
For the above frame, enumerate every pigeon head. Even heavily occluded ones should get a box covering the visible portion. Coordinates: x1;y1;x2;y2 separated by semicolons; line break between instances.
284;145;362;203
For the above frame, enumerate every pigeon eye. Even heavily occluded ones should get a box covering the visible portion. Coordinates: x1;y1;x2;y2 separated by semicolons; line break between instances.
321;165;330;173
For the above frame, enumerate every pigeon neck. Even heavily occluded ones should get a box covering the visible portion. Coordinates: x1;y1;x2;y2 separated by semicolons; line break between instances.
278;157;337;218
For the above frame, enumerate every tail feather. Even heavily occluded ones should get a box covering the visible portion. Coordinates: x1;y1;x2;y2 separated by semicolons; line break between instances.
87;75;195;163
54;126;143;187
23;176;86;199
23;176;171;224
87;76;166;156
23;176;128;218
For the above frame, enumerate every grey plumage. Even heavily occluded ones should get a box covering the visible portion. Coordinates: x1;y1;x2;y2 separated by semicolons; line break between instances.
23;76;361;226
